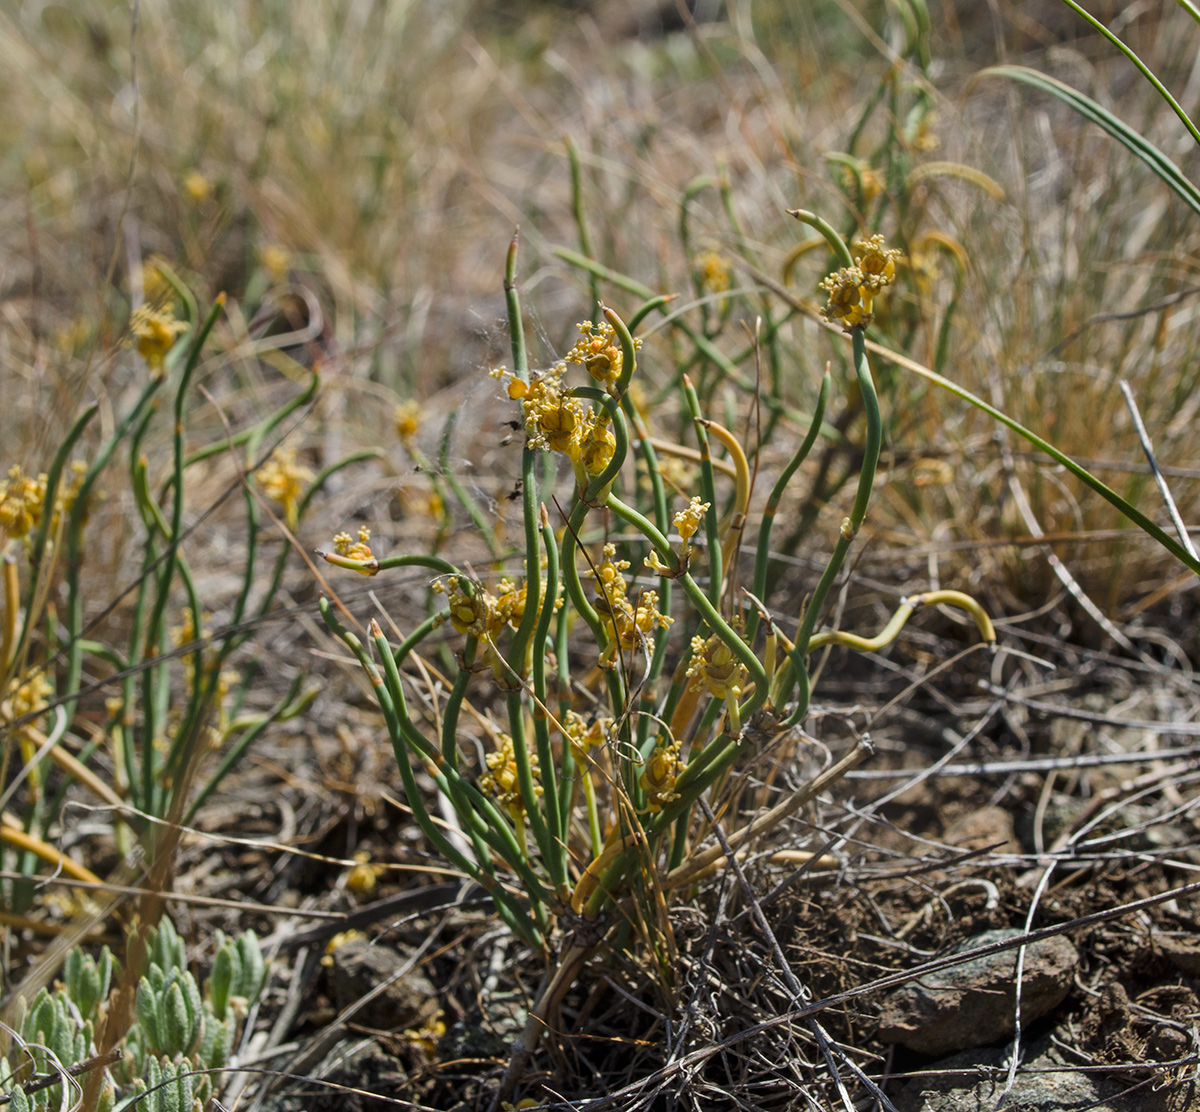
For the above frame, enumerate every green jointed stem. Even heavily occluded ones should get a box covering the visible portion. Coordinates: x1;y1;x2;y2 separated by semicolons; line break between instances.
533;510;572;874
374;553;461;576
603;495;674;564
605;306;638;400
359;634;543;943
497;459;558;886
748;371;831;648
778;330;880;724
560;499;603;638
504;686;559;891
982;66;1200;221
788;210;854;269
425;637;526;885
566;137;601;319
501;245;566;895
504;453;547;853
441;640;477;772
186;368;320;471
1052;2;1200;152
628;294;675;332
505;232;529;383
138;298;225;780
63;378;167;708
680;377;723;608
322;600;548;934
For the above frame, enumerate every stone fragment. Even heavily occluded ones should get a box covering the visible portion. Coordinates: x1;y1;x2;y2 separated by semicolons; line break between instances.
877;928;1077;1056
328;938;439;1031
892;1038;1172;1112
1158;934;1200;976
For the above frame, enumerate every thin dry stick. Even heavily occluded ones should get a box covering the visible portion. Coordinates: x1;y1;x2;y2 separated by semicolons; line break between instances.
846;744;1200;777
0;1047;124;1102
1119;379;1198;560
978;681;1200;735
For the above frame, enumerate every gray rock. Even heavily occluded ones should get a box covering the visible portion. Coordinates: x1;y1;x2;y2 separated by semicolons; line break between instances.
258;1037;408;1112
878;929;1078;1056
892;1039;1171;1112
328;938;439;1031
1158;934;1200;976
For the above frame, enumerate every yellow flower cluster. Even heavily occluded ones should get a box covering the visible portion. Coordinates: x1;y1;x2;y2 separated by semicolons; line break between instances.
492;363;617;484
493;364;578;451
564;319;640;396
258;447;313;526
819;235;901;331
588;543;672;660
7;670;52;720
643;496;710;577
687;632;745;701
433;575;528;642
0;466;47;540
674;496;709;544
694;250;733;295
559;709;612;761
394;399;421;446
578;413;616;479
480;732;542;821
129;304;188;375
0;461;92;547
259;245;291;282
345;850;386;896
639;736;683;813
183;172;213;204
333;527;374;563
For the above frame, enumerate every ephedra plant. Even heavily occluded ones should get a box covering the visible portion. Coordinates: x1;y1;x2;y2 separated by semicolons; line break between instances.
318;215;998;1093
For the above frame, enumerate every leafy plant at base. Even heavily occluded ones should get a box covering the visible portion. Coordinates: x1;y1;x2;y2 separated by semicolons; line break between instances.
0;919;266;1112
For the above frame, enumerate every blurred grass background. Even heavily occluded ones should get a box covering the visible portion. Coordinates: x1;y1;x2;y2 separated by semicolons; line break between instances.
3;0;1200;628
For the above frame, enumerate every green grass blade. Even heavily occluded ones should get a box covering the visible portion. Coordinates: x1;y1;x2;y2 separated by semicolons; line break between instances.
978;65;1200;219
1053;0;1200;150
869;338;1200;577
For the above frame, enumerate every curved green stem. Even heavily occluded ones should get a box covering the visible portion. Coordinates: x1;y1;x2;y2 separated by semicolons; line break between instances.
748;371;831;647
787;210;854;269
605;306;638;401
680;376;723;608
776;330;880;723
